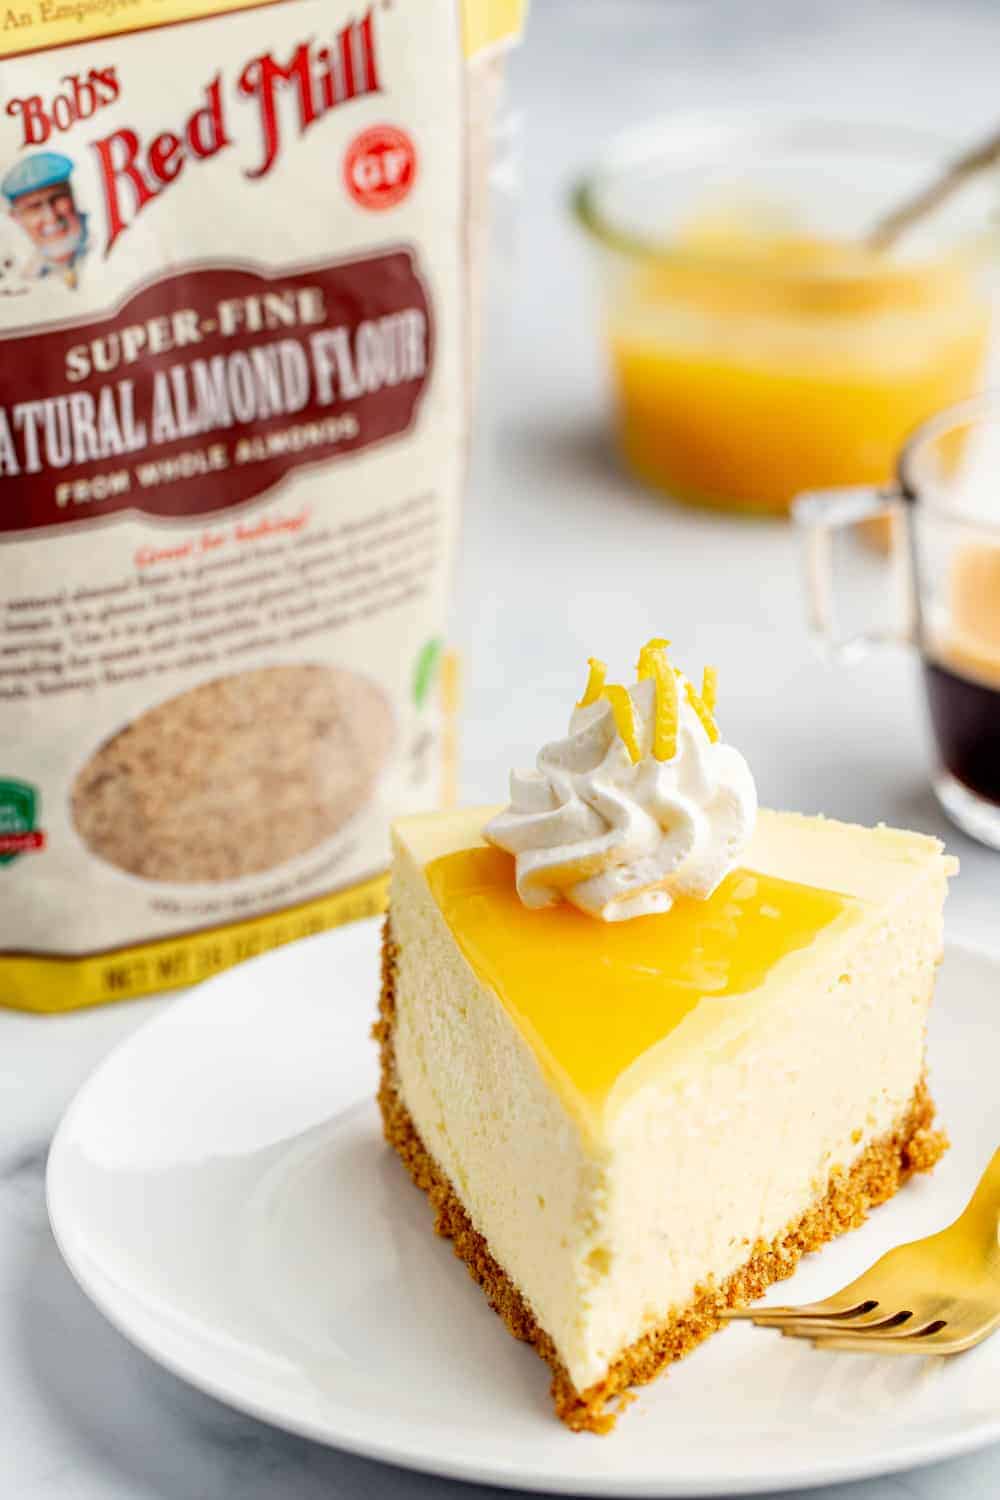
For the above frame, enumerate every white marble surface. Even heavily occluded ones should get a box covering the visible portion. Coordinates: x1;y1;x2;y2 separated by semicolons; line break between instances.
6;0;1000;1494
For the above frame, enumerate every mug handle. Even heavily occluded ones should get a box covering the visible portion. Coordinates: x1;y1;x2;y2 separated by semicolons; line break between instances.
792;486;914;663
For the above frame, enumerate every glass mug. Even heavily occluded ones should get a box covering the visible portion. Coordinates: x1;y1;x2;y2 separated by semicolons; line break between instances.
795;393;1000;849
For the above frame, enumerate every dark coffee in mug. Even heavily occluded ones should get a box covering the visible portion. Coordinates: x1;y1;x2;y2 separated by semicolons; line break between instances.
924;659;1000;807
924;541;1000;809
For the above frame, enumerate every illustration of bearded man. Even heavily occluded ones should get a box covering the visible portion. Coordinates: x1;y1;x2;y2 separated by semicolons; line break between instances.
2;151;90;289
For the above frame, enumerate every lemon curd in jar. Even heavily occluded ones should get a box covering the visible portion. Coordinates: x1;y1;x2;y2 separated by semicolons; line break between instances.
607;229;990;516
425;844;853;1129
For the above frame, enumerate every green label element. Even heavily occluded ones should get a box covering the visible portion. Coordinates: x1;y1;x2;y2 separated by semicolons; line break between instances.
413;637;443;709
0;779;40;867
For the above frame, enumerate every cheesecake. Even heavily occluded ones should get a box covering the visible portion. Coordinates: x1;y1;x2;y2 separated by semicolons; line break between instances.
374;642;954;1431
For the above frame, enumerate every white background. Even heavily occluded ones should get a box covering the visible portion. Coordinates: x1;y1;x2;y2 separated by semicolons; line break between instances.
5;2;1000;1497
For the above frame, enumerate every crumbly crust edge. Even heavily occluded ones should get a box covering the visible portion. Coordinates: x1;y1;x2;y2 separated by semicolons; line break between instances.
373;920;948;1434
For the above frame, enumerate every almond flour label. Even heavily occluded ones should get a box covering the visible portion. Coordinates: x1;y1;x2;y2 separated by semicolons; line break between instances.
0;253;432;529
0;0;519;1010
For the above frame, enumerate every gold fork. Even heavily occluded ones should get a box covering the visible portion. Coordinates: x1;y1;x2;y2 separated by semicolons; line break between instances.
722;1147;1000;1355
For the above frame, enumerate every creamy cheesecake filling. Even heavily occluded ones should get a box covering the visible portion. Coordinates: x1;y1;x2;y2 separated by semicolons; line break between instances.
389;807;954;1396
390;844;599;1371
576;887;944;1387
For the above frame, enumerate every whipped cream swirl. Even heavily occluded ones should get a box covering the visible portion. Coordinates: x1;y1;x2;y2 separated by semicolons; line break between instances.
484;675;757;922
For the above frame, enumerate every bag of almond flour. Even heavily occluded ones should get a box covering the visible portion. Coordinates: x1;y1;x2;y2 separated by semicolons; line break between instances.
0;0;524;1011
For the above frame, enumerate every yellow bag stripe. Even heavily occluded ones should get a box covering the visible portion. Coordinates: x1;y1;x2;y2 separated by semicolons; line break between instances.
0;872;388;1014
462;0;527;57
0;0;525;62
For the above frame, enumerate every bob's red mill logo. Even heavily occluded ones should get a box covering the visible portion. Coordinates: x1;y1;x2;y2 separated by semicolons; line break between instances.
5;7;382;254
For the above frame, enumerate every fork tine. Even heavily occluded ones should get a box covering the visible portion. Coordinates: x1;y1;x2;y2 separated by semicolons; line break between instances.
721;1294;877;1323
811;1329;953;1355
814;1315;1000;1357
776;1294;958;1342
775;1307;915;1339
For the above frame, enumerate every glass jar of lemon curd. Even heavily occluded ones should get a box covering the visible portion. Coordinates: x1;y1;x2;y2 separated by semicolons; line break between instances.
573;118;998;516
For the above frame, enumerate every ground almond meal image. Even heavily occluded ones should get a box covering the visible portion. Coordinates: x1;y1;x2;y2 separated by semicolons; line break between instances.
0;0;525;1012
72;665;395;883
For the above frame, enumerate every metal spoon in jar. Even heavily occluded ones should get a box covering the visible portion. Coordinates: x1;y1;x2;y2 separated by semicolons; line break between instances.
868;124;1000;251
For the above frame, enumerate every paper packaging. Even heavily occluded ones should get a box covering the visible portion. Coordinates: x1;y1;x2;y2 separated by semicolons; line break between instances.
0;0;524;1012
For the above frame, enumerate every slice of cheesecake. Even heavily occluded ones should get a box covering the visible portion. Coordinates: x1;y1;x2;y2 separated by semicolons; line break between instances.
375;804;953;1432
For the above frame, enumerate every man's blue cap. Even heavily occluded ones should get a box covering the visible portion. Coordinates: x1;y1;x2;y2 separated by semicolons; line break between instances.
2;151;74;204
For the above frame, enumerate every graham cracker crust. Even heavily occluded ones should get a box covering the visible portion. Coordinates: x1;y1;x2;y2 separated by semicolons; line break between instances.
373;921;948;1434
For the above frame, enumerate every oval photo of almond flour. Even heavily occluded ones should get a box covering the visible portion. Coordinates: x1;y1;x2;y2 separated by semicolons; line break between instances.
72;665;395;884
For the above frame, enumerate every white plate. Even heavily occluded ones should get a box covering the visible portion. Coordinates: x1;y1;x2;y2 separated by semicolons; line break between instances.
47;922;1000;1496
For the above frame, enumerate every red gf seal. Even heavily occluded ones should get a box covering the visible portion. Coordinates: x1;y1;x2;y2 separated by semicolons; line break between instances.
344;125;417;211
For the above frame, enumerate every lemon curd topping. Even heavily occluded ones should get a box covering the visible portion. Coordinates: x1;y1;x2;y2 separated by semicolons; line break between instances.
424;844;856;1133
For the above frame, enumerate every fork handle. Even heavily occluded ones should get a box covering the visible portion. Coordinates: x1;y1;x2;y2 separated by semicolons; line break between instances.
960;1146;1000;1243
